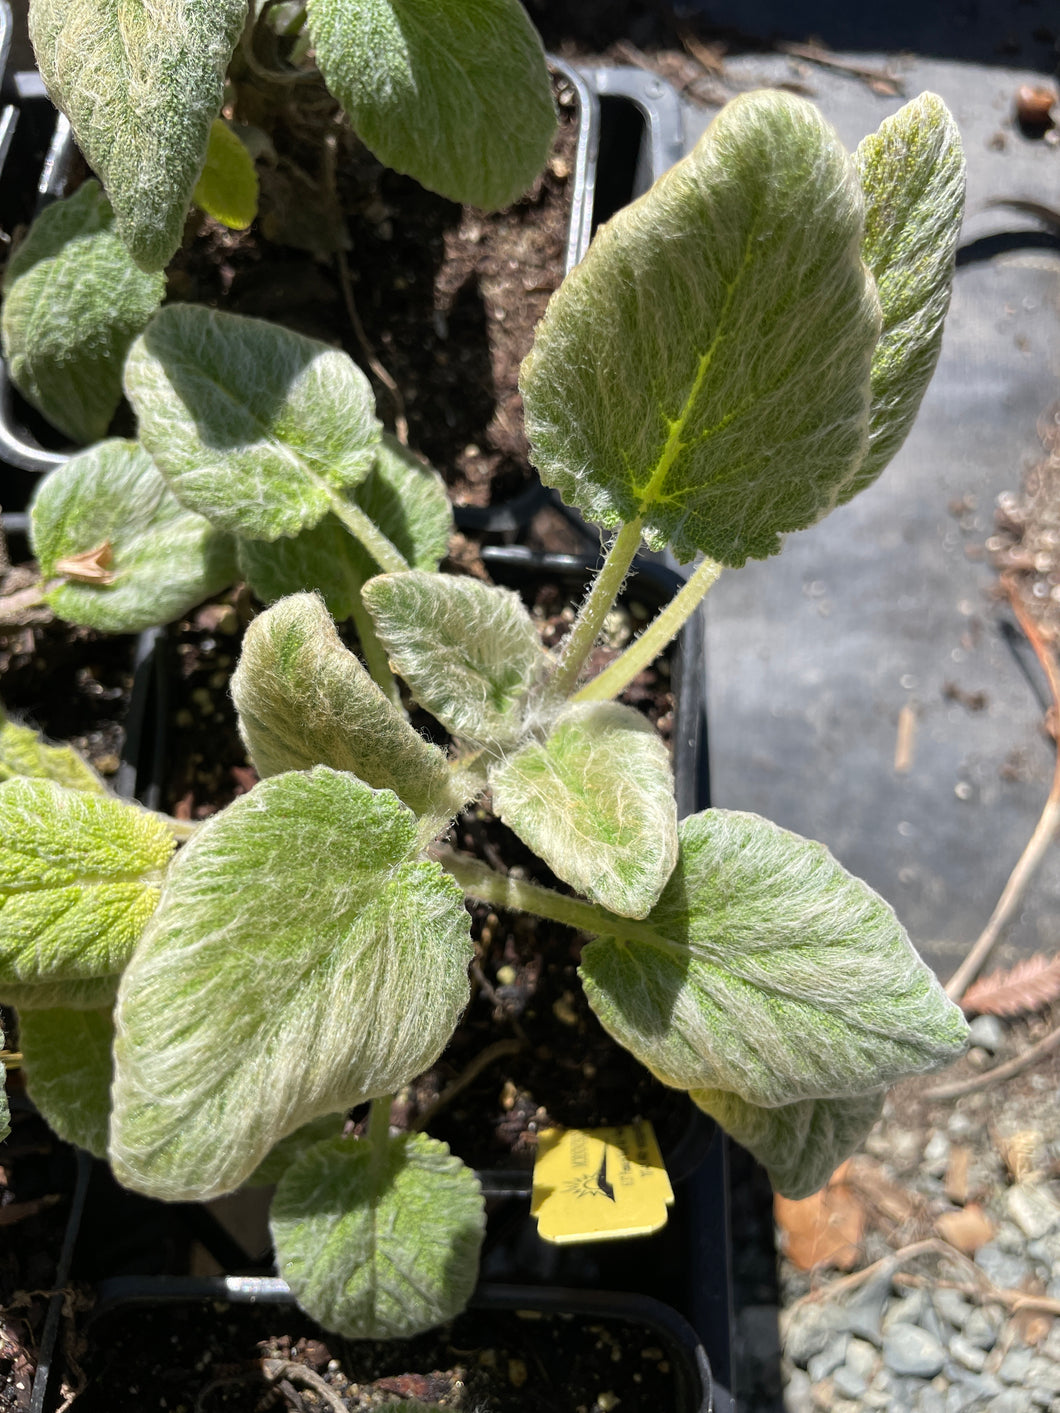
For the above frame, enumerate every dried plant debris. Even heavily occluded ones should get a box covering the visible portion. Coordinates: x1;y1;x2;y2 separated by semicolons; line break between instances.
962;953;1060;1018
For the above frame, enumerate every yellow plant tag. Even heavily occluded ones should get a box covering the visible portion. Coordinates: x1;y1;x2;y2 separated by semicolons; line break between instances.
530;1119;674;1244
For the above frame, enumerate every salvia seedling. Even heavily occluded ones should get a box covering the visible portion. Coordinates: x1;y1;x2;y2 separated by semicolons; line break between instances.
0;91;970;1341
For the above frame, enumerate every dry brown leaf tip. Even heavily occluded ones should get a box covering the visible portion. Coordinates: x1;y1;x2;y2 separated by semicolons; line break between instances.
53;541;116;585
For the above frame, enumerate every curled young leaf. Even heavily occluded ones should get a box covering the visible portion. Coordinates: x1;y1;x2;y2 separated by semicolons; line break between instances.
19;1007;114;1159
125;306;381;541
308;0;555;211
362;571;546;744
845;93;965;502
0;706;104;793
580;810;968;1108
1;181;165;443
232;593;460;817
193;119;260;231
32;440;237;633
0;778;175;989
28;0;246;270
490;701;678;919
111;768;473;1200
271;1133;484;1339
521;90;881;566
693;1087;885;1200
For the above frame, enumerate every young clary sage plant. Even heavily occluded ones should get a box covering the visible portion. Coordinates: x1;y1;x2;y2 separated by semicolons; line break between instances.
1;91;969;1341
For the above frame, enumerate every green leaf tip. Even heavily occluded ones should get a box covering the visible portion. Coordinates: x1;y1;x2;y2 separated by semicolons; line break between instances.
0;705;104;793
521;89;881;566
110;768;473;1200
193;119;260;231
271;1133;485;1339
20;1007;114;1159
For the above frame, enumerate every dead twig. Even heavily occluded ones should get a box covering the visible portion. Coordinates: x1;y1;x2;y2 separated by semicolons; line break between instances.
787;1237;980;1313
776;40;903;95
411;1037;524;1132
893;1268;1060;1316
923;1016;1060;1101
261;1358;348;1413
335;247;408;446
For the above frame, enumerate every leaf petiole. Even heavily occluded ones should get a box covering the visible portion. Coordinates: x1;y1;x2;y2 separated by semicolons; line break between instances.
548;518;643;699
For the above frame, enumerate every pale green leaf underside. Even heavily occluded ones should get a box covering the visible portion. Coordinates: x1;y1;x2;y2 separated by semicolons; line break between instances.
490;701;678;919
237;434;452;618
28;0;246;270
1;181;164;443
231;593;459;817
580;809;968;1108
110;768;473;1200
32;440;237;633
363;571;546;744
0;707;104;793
20;1006;114;1158
308;0;555;211
193;119;260;230
521;90;881;566
272;1133;484;1339
124;306;381;541
845;92;965;502
694;1087;885;1200
0;778;175;987
0;975;120;1011
245;1115;347;1188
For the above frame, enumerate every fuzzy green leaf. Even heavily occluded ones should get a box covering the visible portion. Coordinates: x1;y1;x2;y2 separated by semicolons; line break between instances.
245;1116;347;1188
580;810;968;1108
193;119;260;230
693;1088;885;1200
20;1007;114;1158
362;571;545;744
110;768;473;1200
124;306;381;541
844;93;965;502
231;593;460;816
0;975;120;1011
0;707;104;793
490;702;677;919
272;1133;484;1339
28;0;246;270
32;439;237;633
1;181;165;443
307;0;555;211
0;778;175;989
521;90;881;566
237;434;452;617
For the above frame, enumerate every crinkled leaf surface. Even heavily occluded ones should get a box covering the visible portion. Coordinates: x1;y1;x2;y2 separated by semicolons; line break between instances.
111;768;473;1199
362;571;545;744
0;975;119;1011
0;778;175;987
124;306;381;541
490;702;677;919
231;593;458;816
20;1007;114;1158
193;119;260;230
844;93;965;502
308;0;554;211
245;1115;347;1188
0;707;103;792
693;1087;885;1200
272;1133;484;1338
521;90;881;566
1;181;164;443
579;810;968;1107
28;0;246;270
238;434;452;617
32;440;237;633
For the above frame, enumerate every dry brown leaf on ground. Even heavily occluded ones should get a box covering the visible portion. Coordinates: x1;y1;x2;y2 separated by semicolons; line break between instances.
774;1160;866;1272
944;1145;971;1205
934;1202;996;1254
962;953;1060;1017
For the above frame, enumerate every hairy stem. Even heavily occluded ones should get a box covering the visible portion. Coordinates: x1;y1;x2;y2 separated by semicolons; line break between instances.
575;555;723;703
343;565;403;710
326;489;409;575
549;519;644;699
367;1093;393;1163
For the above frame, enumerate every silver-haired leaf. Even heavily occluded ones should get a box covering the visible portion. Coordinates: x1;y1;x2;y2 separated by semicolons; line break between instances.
362;571;546;744
0;975;120;1011
308;0;554;211
0;778;174;987
20;1007;114;1159
125;306;381;541
110;768;473;1200
521;90;881;566
231;593;460;816
844;93;965;501
272;1133;484;1338
245;1115;347;1188
0;707;104;793
693;1087;885;1200
490;701;677;919
238;435;452;617
32;440;237;633
580;810;968;1107
28;0;246;270
1;181;164;443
